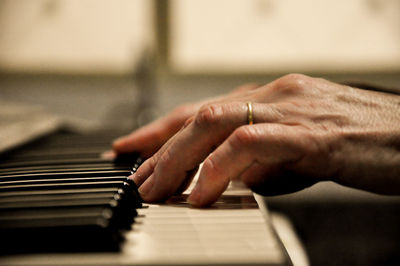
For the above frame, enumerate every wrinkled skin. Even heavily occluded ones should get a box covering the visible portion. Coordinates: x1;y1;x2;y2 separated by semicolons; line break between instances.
113;74;400;207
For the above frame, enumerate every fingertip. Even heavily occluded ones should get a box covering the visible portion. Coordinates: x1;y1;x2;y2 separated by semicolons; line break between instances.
187;192;216;208
112;136;127;150
127;173;139;186
130;162;150;187
112;135;139;154
186;174;228;208
138;174;155;198
187;184;202;206
186;158;231;207
100;150;116;159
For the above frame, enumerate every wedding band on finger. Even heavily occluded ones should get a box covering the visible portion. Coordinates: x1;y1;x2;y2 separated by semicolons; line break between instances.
246;102;254;125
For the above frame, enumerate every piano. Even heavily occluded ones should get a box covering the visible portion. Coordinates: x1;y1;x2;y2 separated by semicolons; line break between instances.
0;129;306;265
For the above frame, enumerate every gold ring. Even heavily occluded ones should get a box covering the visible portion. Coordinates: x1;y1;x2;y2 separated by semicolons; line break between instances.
246;102;253;125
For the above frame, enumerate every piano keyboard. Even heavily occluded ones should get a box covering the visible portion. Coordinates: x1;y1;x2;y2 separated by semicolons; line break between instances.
0;130;292;265
0;130;142;253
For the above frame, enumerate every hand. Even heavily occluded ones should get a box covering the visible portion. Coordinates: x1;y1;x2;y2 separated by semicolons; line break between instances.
112;83;260;158
127;74;400;207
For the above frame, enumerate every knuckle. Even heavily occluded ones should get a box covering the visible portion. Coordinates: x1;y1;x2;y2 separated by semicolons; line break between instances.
136;155;157;177
194;104;224;127
230;125;260;148
280;73;309;84
157;148;173;170
203;156;221;176
272;73;311;94
183;116;195;128
148;153;160;168
152;143;170;165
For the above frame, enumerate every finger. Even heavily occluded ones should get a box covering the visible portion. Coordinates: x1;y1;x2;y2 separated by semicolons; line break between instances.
130;156;156;187
113;104;195;157
100;150;116;160
138;102;286;203
187;123;315;207
130;126;186;187
112;122;174;158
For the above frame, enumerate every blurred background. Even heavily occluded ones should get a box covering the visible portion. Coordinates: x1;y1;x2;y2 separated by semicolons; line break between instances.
1;0;400;265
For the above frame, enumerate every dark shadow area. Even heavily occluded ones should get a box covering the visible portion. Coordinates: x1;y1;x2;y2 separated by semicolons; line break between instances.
268;200;400;266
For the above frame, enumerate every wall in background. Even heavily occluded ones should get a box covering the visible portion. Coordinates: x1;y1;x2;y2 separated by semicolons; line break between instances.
169;0;400;74
0;0;153;74
1;0;400;75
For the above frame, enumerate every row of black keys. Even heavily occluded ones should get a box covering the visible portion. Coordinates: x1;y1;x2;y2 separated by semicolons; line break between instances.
0;131;143;254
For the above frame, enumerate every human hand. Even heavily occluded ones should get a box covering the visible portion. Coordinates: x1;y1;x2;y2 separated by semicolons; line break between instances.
112;83;260;158
129;74;400;207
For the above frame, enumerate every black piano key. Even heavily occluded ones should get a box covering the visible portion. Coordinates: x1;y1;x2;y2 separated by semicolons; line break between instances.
0;187;119;197
0;180;125;191
0;191;138;220
122;179;142;208
1;229;122;253
0;156;139;169
0;163;129;175
0;200;138;227
5;150;104;161
0;207;122;253
0;130;143;254
0;182;141;207
0;215;110;228
0;197;121;209
0;170;131;181
11;147;108;158
0;176;128;187
0;158;123;169
0;191;115;203
0;202;137;228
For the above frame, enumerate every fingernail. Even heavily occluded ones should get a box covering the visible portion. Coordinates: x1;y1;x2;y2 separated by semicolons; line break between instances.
130;173;144;188
129;172;135;180
138;175;155;196
187;185;202;206
128;172;137;183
